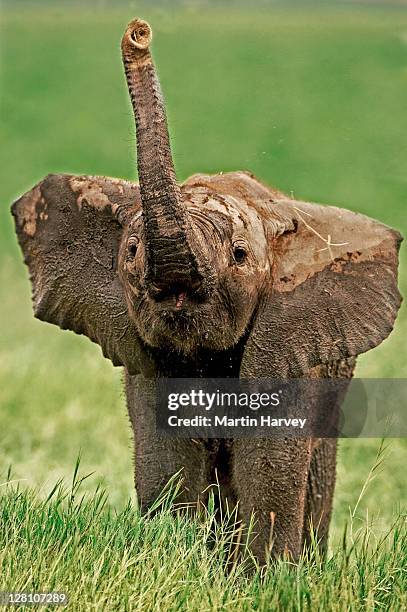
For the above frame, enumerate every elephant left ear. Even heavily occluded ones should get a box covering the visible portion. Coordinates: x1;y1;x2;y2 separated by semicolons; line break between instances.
241;198;403;377
11;173;142;374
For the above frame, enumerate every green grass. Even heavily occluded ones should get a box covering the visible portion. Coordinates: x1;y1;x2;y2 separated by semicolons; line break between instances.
0;3;406;609
0;465;406;611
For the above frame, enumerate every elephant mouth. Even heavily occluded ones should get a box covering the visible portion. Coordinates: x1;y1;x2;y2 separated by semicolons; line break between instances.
136;284;213;351
174;291;186;309
150;284;205;312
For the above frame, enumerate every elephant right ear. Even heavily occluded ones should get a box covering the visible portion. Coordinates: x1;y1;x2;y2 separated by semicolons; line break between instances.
12;173;142;374
241;197;403;378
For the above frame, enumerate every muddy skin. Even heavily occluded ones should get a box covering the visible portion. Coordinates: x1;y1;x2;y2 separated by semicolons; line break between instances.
12;18;402;564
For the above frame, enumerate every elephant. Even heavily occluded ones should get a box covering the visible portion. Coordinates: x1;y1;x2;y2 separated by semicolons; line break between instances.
11;18;402;564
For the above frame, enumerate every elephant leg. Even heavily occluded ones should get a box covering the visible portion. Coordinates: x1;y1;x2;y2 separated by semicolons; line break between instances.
302;438;337;553
300;358;353;552
231;438;313;564
125;373;211;511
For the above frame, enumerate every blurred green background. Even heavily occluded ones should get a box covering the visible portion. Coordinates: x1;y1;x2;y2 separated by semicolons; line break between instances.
0;1;406;540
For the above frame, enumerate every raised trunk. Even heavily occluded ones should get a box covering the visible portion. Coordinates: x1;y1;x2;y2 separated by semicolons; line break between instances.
121;19;203;294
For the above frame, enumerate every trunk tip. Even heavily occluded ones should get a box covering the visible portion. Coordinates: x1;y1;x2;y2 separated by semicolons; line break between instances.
122;18;152;54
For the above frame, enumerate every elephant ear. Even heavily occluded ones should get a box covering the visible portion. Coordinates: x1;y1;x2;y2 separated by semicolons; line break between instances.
241;196;403;377
12;173;142;374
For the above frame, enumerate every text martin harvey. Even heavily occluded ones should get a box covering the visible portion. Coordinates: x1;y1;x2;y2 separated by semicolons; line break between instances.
168;415;307;428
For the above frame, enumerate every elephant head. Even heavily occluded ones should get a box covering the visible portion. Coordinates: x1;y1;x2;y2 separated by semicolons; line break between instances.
12;18;402;376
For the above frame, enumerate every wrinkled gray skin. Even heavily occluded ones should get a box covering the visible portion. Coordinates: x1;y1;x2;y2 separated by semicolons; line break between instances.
12;19;402;564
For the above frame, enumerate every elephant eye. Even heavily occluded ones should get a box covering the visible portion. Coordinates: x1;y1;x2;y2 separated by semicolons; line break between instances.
127;237;139;259
233;245;248;265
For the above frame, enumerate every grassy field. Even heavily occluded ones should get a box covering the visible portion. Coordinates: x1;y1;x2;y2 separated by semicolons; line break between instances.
0;3;406;609
0;466;406;610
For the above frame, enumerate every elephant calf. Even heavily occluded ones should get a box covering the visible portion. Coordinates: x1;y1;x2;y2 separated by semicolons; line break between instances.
12;19;402;563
